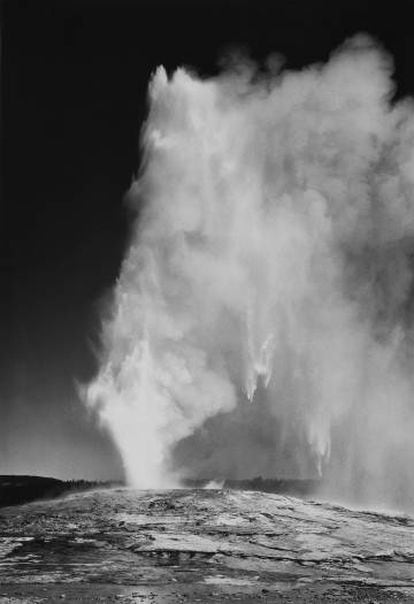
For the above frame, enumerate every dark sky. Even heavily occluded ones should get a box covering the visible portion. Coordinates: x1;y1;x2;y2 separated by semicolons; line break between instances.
2;0;413;480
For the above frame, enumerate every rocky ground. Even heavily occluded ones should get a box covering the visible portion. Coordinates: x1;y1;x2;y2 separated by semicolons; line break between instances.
0;488;413;602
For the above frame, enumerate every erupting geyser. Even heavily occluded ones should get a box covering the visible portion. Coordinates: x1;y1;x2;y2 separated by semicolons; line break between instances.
86;36;414;508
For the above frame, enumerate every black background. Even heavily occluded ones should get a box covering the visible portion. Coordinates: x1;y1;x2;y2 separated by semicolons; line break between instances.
2;0;413;478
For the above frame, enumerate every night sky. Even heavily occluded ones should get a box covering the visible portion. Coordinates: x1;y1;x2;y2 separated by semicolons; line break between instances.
2;0;414;480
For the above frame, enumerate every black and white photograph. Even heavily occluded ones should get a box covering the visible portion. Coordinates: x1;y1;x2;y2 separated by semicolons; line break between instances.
2;0;414;601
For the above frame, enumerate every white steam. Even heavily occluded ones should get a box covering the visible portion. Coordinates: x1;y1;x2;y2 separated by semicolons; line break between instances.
86;36;414;508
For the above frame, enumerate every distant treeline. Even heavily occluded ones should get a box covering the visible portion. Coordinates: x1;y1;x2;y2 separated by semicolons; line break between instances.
185;476;321;497
0;476;123;508
0;475;321;508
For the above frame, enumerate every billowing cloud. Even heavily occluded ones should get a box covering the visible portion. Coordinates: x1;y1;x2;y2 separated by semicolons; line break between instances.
86;35;414;510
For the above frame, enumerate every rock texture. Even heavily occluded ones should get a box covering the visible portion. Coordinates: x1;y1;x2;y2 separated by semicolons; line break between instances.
0;488;413;602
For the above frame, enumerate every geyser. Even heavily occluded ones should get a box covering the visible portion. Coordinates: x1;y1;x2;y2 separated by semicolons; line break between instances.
86;36;414;508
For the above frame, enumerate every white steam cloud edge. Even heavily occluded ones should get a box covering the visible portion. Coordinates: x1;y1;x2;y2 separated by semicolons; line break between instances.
85;35;414;510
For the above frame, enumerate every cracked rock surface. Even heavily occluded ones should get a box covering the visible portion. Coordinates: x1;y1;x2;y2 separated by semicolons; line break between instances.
0;488;413;602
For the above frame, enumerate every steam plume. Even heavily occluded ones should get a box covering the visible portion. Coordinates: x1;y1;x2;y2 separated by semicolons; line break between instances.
86;36;414;508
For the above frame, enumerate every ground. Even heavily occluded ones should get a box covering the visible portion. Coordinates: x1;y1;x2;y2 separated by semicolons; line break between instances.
0;488;413;602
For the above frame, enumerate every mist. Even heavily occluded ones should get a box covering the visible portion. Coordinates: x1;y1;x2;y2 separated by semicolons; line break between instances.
85;35;414;510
